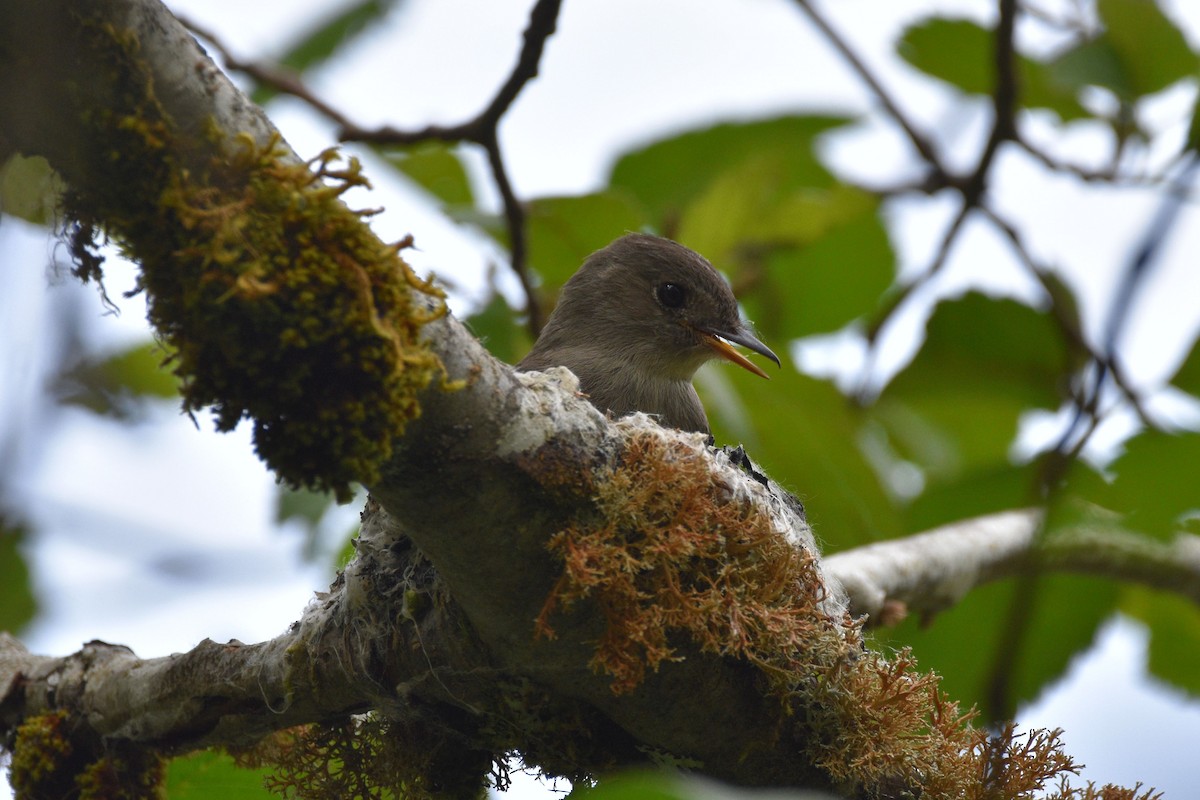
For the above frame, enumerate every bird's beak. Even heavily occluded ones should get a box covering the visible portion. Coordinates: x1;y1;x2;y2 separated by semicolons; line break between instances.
697;326;781;379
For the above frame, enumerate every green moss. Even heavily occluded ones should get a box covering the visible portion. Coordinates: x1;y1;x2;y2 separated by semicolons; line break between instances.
8;711;74;798
77;751;165;800
57;11;451;501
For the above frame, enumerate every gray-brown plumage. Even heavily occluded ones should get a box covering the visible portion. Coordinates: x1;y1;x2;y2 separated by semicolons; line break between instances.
518;233;779;434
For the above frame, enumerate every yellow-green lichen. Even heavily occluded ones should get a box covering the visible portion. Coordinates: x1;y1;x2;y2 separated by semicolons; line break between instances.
57;12;451;500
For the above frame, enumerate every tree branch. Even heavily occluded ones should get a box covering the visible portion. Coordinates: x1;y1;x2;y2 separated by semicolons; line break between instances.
825;509;1200;623
0;1;1185;795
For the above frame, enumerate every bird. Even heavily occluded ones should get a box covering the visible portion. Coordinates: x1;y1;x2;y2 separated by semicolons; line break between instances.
518;232;780;434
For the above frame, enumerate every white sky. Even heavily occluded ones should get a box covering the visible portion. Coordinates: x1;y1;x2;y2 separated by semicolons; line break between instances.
3;0;1200;797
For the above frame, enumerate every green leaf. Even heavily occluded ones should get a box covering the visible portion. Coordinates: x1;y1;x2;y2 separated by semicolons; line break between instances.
250;0;404;106
0;517;36;634
898;19;993;95
0;154;63;227
1048;0;1197;102
1169;334;1200;396
903;463;1038;533
54;342;178;418
463;291;531;364
380;142;474;208
1090;429;1200;539
704;366;901;548
897;19;1088;122
165;751;273;799
276;485;334;530
1122;587;1200;696
609;116;849;223
1048;38;1133;99
524;191;648;293
871;575;1118;721
874;294;1073;483
1098;0;1197;98
675;157;875;261
736;202;894;340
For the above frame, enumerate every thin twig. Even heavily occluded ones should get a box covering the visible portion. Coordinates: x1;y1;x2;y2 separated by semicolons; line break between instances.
979;204;1156;429
340;0;563;335
791;0;949;181
961;0;1019;207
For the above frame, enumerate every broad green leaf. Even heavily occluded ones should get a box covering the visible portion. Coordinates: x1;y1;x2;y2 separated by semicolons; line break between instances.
676;158;875;262
1048;0;1197;102
903;463;1038;533
1098;0;1197;98
1048;38;1134;100
0;154;63;227
870;575;1118;721
276;485;334;529
609;116;849;223
1169;334;1200;396
874;294;1074;483
524;191;648;293
380;142;473;208
898;19;1088;121
1122;587;1200;696
251;0;404;106
0;518;36;634
463;291;531;364
736;205;894;340
166;751;273;799
54;342;177;418
1091;429;1200;540
705;366;901;548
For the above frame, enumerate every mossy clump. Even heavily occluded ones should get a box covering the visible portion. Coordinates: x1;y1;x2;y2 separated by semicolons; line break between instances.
536;425;841;694
535;426;1159;798
138;138;450;501
8;710;75;798
56;15;451;500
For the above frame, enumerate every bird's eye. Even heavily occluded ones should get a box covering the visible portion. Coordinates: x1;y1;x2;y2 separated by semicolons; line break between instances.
656;282;686;309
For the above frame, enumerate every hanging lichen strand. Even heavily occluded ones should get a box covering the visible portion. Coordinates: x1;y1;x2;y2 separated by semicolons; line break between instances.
57;16;449;502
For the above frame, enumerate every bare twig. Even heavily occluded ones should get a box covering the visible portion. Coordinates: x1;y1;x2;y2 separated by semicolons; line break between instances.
339;0;563;335
792;0;948;182
979;203;1156;430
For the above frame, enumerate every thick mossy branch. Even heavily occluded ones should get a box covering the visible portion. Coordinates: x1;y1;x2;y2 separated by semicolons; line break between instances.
532;427;1152;799
53;10;449;500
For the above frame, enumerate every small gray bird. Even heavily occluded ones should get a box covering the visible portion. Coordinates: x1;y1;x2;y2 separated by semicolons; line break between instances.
518;233;780;434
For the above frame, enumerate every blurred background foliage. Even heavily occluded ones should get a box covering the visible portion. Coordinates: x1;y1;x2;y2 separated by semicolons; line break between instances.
2;0;1200;794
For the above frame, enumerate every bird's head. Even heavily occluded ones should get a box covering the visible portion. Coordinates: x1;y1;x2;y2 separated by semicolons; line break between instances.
548;233;780;381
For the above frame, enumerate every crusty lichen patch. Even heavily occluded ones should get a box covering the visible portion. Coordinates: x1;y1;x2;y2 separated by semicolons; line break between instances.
56;14;451;500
